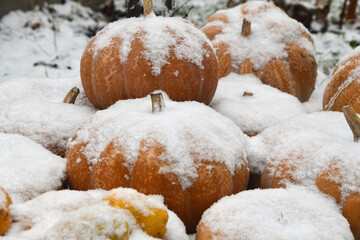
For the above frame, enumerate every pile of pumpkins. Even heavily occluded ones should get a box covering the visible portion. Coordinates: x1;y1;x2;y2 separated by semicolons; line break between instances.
1;0;360;239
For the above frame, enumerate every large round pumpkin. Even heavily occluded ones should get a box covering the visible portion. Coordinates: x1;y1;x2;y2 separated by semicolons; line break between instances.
196;187;353;240
66;93;249;233
202;1;317;102
80;0;219;109
248;109;360;239
323;46;360;112
0;187;12;236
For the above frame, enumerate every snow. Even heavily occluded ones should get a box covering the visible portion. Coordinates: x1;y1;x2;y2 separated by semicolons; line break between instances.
200;186;353;240
210;73;306;135
247;111;360;201
0;133;66;203
0;77;96;156
0;188;7;210
69;92;248;189
202;1;316;71
92;13;213;76
6;188;188;240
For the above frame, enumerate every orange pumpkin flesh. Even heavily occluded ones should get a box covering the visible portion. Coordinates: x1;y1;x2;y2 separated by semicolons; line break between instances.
66;95;249;233
0;188;12;236
323;47;360;112
202;1;317;102
81;15;219;109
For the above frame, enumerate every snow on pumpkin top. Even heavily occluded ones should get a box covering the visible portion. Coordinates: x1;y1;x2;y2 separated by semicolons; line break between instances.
69;93;248;189
203;1;316;70
0;133;66;203
92;13;214;76
210;73;305;135
334;45;360;74
200;186;353;240
0;188;7;210
0;77;96;155
7;188;188;240
247;111;360;199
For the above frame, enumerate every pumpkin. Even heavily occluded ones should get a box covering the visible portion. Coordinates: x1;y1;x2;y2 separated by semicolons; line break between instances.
7;188;188;239
250;107;360;239
196;187;353;240
0;132;66;203
0;187;12;236
323;46;360;112
202;1;317;102
0;77;96;157
80;0;219;110
66;92;249;233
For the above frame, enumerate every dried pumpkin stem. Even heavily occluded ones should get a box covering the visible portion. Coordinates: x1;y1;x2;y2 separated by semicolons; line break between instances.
241;18;251;37
63;87;80;104
143;0;154;17
151;92;165;113
343;105;360;142
242;91;254;97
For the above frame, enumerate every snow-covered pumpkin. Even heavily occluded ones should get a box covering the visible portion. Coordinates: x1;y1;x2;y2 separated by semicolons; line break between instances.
0;132;66;203
80;0;219;109
196;187;353;240
0;77;96;157
202;1;317;102
249;107;360;239
323;46;360;113
66;92;249;233
6;188;188;239
0;187;11;236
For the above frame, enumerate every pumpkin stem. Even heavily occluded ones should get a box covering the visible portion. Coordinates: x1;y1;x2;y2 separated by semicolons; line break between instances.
143;0;154;17
241;18;251;37
151;92;165;113
63;87;80;104
343;105;360;142
242;91;254;97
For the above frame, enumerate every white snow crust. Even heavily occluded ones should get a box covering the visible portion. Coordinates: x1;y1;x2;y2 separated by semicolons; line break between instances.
248;111;360;200
203;1;316;71
0;133;66;203
200;186;353;240
210;73;305;134
69;93;248;189
6;188;188;240
92;13;214;76
0;77;96;155
0;189;7;210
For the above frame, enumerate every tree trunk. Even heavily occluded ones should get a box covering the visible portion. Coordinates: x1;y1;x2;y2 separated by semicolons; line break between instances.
346;0;358;20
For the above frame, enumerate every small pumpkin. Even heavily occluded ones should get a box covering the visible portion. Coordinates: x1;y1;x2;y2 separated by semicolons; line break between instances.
0;77;95;157
66;92;249;233
323;46;360;112
202;1;317;102
0;187;12;236
80;0;219;109
196;187;353;240
252;107;360;239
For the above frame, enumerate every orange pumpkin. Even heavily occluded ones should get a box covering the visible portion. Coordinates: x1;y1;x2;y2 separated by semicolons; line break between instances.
80;0;219;109
323;46;360;112
254;107;360;239
66;93;249;233
0;187;12;236
196;187;353;240
202;1;317;102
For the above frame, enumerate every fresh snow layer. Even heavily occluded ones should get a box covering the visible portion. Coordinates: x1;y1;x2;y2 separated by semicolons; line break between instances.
6;188;188;240
247;111;360;200
69;92;248;189
0;133;66;203
203;1;315;71
92;13;214;76
200;187;353;240
0;77;96;155
0;188;7;210
210;73;305;135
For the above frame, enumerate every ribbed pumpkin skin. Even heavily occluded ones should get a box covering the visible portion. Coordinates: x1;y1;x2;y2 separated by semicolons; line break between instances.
80;23;219;110
0;188;11;236
202;2;317;102
323;52;360;112
66;139;249;233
